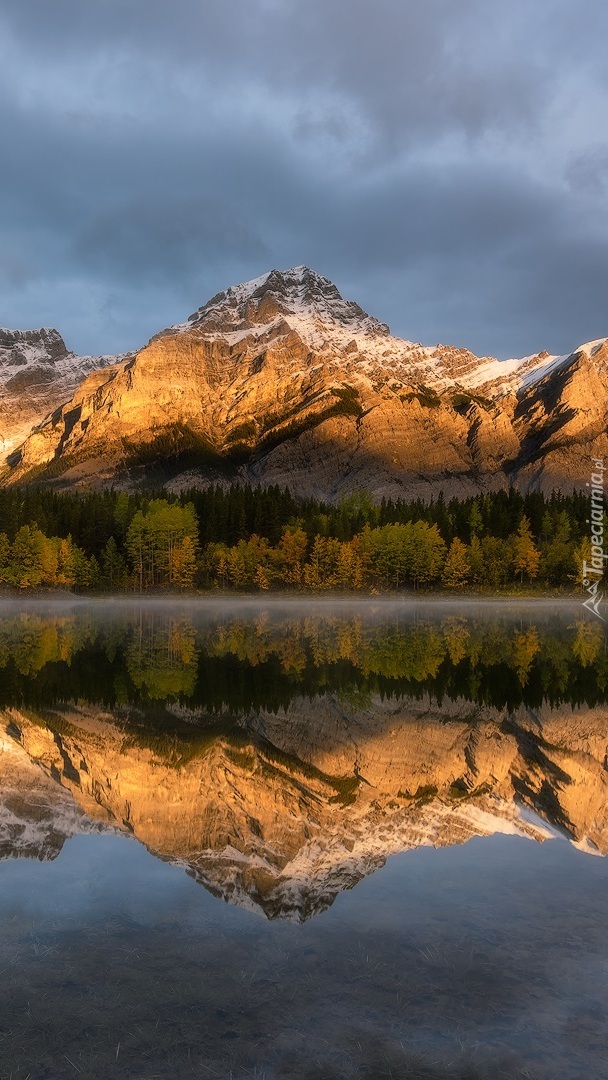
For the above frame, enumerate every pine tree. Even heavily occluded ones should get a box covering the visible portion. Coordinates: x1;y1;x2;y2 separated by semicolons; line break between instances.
468;500;483;539
101;537;129;590
10;526;44;589
467;535;484;584
0;533;10;583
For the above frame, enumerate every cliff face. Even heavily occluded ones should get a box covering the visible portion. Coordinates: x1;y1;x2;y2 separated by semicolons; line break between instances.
511;340;608;490
3;694;607;919
1;268;605;498
0;326;125;458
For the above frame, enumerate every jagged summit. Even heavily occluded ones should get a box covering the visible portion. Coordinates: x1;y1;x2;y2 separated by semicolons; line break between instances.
178;265;392;346
0;730;102;862
174;267;594;397
0;326;70;367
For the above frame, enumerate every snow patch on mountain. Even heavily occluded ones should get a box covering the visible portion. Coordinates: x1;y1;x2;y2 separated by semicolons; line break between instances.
576;338;608;358
169;266;599;400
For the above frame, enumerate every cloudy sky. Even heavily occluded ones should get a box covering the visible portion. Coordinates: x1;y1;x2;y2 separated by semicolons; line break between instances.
1;0;607;359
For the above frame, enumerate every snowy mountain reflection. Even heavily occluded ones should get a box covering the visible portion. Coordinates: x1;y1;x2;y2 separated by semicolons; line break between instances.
1;601;607;920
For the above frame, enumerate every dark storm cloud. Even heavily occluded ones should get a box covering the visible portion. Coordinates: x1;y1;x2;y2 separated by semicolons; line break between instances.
0;0;606;357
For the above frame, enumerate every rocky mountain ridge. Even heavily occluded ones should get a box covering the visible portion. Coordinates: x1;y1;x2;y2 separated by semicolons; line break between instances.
1;267;606;499
0;326;125;457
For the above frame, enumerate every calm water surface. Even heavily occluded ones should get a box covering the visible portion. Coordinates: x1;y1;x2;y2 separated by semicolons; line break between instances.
0;599;607;1079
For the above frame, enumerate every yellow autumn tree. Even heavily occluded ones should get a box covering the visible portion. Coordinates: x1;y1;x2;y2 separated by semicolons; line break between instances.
441;539;470;589
512;516;540;582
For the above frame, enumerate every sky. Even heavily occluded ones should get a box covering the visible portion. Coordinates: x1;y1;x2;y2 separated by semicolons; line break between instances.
1;0;607;359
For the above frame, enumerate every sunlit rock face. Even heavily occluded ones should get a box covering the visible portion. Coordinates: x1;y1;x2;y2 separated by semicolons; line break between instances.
511;339;608;491
3;694;607;920
1;268;605;498
0;730;105;862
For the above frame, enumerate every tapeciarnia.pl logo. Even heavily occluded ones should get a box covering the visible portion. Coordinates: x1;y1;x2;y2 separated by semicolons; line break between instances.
582;458;606;620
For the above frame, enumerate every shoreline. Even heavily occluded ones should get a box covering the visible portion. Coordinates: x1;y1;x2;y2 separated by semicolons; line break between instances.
0;590;590;608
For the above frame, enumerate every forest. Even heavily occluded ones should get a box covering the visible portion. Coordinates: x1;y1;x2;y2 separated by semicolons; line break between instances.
0;483;598;593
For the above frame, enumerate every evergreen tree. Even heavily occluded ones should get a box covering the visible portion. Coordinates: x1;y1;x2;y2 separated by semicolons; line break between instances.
11;526;45;588
0;482;593;593
468;500;483;539
101;537;129;590
467;535;484;585
0;533;10;581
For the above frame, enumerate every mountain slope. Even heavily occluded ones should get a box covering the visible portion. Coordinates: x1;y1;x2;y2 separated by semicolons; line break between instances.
1;268;605;498
0;326;126;458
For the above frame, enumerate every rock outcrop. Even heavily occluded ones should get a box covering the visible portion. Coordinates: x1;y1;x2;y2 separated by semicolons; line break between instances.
1;268;605;498
0;729;106;862
0;326;125;458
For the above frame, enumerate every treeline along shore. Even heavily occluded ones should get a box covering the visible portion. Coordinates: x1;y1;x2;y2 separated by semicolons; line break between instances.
0;484;597;593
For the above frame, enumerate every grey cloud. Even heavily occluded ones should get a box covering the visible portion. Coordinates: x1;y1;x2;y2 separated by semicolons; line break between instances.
0;0;585;149
74;195;268;283
0;255;39;292
277;164;607;356
0;0;606;359
566;146;608;197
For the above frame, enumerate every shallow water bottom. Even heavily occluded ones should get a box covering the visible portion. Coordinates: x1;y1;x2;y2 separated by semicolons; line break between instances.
1;831;607;1080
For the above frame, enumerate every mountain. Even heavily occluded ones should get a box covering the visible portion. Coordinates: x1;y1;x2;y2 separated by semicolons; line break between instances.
1;267;606;498
3;693;606;920
0;326;126;458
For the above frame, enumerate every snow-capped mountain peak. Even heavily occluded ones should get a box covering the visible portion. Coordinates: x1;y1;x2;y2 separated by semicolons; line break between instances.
170;268;603;401
171;265;395;356
1;269;606;498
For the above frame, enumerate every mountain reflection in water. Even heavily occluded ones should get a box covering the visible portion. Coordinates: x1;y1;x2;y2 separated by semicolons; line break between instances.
1;601;607;921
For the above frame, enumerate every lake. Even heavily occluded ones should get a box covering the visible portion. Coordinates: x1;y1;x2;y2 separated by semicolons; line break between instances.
0;598;607;1079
